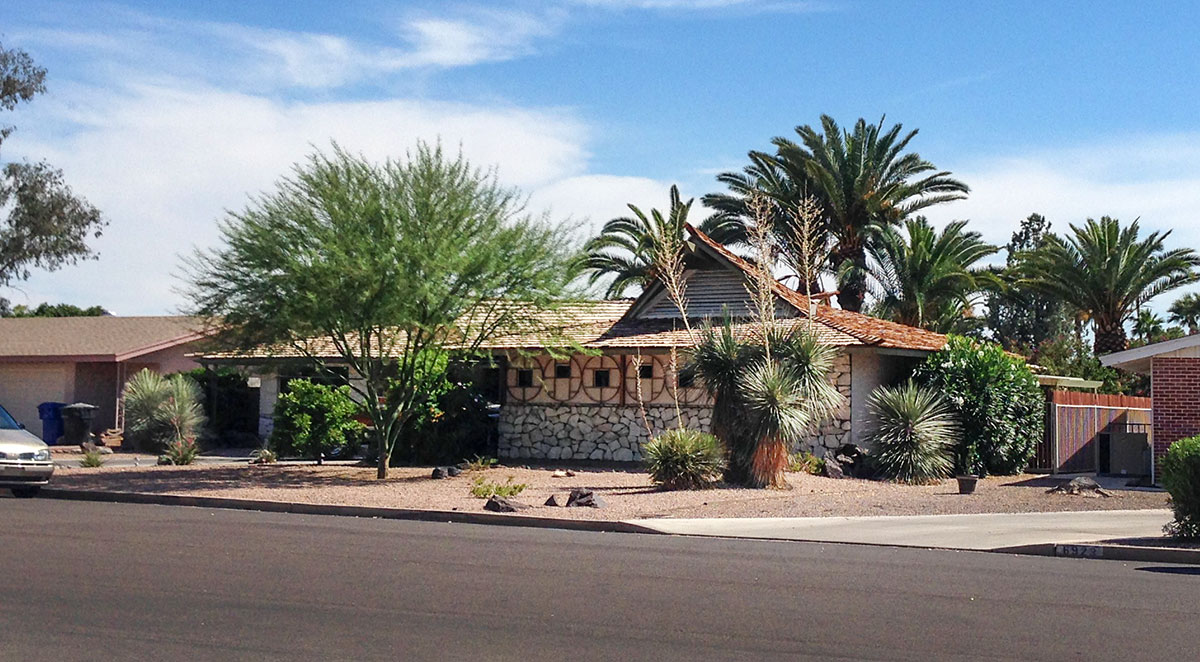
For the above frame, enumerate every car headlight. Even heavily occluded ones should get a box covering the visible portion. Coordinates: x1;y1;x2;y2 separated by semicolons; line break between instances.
33;449;51;462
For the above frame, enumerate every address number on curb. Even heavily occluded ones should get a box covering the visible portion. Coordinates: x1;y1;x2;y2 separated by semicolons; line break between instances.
1055;544;1104;559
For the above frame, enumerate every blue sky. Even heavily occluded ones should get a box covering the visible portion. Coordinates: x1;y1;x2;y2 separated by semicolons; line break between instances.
2;0;1199;315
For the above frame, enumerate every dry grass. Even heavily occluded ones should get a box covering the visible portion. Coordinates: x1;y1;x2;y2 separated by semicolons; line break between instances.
50;462;1170;521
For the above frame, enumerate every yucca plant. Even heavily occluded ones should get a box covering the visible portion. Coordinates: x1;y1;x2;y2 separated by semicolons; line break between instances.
690;321;843;488
643;428;725;490
867;382;959;484
159;437;200;466
123;369;207;452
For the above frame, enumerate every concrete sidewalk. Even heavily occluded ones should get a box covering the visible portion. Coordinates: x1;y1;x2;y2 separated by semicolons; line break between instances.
633;509;1174;551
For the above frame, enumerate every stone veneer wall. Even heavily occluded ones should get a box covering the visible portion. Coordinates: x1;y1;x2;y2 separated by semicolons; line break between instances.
498;353;853;461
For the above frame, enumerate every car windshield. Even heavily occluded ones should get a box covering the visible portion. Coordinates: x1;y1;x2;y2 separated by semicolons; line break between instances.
0;405;20;430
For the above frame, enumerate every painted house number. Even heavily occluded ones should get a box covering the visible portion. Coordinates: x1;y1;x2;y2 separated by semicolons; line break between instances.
1055;544;1104;559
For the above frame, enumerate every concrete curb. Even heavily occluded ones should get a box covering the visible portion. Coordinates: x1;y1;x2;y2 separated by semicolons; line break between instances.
39;488;662;536
994;541;1200;565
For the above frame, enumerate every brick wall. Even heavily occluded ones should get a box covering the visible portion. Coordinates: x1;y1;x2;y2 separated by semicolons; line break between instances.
1151;357;1200;479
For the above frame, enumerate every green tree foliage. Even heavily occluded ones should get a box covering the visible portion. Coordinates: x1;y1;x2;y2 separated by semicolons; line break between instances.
913;336;1044;476
1132;309;1167;343
1029;333;1142;395
185;143;579;478
706;116;969;312
122;369;207;452
0;43;106;311
270;380;364;461
643;428;726;490
1168;293;1200;335
0;302;108;317
1018;216;1200;355
986;214;1071;352
1161;435;1200;539
866;382;959;484
865;217;997;333
689;322;843;487
583;185;745;298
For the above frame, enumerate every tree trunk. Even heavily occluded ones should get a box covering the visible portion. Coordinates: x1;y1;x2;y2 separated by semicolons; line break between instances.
830;243;866;313
1093;318;1128;356
375;428;389;479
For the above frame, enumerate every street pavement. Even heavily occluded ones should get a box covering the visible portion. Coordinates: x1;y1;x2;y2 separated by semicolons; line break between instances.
635;509;1174;550
2;498;1197;661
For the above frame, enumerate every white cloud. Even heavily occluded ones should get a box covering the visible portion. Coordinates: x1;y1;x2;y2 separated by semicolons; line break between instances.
3;83;596;314
528;174;673;241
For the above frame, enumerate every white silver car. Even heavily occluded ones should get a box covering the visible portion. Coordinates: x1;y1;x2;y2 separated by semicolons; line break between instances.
0;403;53;498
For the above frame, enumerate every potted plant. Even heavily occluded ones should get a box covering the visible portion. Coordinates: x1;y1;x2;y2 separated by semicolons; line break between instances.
955;443;981;495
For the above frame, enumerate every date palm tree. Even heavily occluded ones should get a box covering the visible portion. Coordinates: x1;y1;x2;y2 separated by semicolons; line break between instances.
775;116;969;312
865;217;998;333
1169;293;1200;334
1019;217;1200;355
1133;309;1166;343
584;186;745;298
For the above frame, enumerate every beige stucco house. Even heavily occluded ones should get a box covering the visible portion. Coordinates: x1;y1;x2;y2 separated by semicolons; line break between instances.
0;316;205;439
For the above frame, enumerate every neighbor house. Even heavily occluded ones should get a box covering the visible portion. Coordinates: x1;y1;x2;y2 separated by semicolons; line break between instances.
1102;334;1200;482
0;316;206;439
207;226;952;461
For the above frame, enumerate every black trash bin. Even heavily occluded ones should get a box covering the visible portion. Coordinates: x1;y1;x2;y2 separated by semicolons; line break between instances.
37;402;66;445
60;403;100;446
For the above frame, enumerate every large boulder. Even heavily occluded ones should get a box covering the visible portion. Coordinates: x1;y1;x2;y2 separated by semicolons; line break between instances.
1047;476;1113;497
822;450;845;479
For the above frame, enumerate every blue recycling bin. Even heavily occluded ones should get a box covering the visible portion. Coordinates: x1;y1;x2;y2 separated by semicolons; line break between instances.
37;401;66;445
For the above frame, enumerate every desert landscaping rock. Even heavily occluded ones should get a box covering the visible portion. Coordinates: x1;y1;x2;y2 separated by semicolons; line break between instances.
431;467;448;479
566;488;606;508
446;466;462;477
484;495;530;512
544;493;571;507
1047;476;1114;497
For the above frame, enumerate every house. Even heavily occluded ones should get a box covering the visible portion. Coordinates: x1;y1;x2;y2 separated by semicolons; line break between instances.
202;226;954;460
1102;334;1200;482
476;226;950;461
0;316;206;440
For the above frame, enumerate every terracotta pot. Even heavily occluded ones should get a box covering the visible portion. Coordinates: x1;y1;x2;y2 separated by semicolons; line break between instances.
956;475;979;495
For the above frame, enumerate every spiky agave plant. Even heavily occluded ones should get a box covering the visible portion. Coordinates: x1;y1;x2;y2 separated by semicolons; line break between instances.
867;382;959;484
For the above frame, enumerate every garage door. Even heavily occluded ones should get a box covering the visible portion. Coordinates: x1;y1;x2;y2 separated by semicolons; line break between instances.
0;363;74;439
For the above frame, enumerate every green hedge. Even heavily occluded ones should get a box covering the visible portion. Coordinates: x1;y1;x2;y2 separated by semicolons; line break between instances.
912;335;1044;476
1162;436;1200;539
270;380;363;461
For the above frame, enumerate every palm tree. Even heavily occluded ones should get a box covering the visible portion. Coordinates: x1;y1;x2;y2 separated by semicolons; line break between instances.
776;116;969;312
1169;293;1200;334
1019;217;1200;355
584;186;745;298
865;217;998;333
1133;309;1166;343
689;322;842;488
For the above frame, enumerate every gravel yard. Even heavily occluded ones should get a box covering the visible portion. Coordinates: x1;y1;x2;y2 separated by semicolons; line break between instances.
48;462;1170;520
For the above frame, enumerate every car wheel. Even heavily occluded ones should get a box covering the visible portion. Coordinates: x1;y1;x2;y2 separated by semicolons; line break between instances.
10;486;41;498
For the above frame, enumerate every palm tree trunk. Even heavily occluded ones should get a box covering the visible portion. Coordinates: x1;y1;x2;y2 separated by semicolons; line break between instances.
831;243;867;312
1093;318;1128;355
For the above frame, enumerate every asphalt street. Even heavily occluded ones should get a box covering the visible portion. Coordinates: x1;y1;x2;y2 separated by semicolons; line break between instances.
2;498;1197;661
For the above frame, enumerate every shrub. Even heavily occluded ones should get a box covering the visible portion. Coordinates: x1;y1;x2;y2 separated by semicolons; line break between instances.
643;428;726;490
912;335;1043;476
465;454;499;472
270;380;364;461
80;449;105;468
1162;435;1200;539
250;447;278;464
470;476;527;498
159;437;200;465
867;382;958;484
788;450;824;475
123;369;208;452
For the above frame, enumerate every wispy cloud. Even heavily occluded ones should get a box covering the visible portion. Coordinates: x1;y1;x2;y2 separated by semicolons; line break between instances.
570;0;833;13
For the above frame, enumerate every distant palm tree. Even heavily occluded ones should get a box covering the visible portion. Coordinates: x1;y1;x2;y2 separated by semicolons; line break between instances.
865;217;997;333
772;116;970;312
1168;293;1200;334
1133;309;1166;343
584;186;745;298
1019;217;1200;355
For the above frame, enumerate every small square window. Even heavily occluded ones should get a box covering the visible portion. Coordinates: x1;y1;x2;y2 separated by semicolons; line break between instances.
516;369;534;388
639;364;654;379
677;372;695;388
555;363;571;379
593;369;611;388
